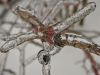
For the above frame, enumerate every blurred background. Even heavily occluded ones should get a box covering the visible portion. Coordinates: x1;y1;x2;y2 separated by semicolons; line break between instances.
0;0;100;75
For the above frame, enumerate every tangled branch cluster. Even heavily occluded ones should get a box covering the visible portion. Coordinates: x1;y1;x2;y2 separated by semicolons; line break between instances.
0;0;100;75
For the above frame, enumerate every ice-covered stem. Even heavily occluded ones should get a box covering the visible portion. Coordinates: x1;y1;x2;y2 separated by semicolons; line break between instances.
13;6;45;27
37;50;51;75
42;64;51;75
49;46;62;55
43;1;64;25
19;47;25;75
79;0;88;25
53;33;100;56
0;31;43;53
24;53;37;66
1;33;23;41
0;53;9;75
53;2;96;33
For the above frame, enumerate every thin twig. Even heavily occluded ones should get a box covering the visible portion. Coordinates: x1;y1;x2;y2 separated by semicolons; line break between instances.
19;45;26;75
83;50;99;75
24;53;37;66
0;53;9;75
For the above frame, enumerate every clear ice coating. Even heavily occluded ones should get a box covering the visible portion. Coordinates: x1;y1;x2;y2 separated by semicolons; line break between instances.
13;6;44;27
0;31;39;53
42;64;51;75
0;2;100;75
43;1;64;25
49;46;62;55
37;50;51;75
53;2;96;33
42;42;51;51
53;33;100;55
37;50;51;65
1;34;20;41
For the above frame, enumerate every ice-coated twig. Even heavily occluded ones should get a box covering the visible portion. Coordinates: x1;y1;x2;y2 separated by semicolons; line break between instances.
0;53;9;75
19;45;26;75
42;0;80;24
79;0;87;25
13;6;45;27
64;0;79;5
37;50;51;75
49;46;62;55
0;31;43;53
42;42;51;51
24;53;37;66
83;50;99;75
36;0;44;20
1;33;21;41
53;2;96;33
1;30;35;41
42;64;51;75
43;1;64;25
53;33;100;55
0;1;100;75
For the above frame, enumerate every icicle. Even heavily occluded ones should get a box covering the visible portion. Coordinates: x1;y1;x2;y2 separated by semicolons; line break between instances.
53;2;96;33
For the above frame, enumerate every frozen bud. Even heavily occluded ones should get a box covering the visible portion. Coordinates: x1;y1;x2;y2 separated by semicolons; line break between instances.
37;50;51;65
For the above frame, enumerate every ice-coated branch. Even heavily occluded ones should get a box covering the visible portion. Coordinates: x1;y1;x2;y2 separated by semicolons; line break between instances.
19;45;26;75
53;2;96;33
53;33;100;56
13;6;45;27
42;64;51;75
1;30;36;41
37;50;51;75
43;1;64;25
1;33;22;41
0;31;43;53
0;53;9;75
49;46;62;55
0;1;99;75
24;53;37;66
